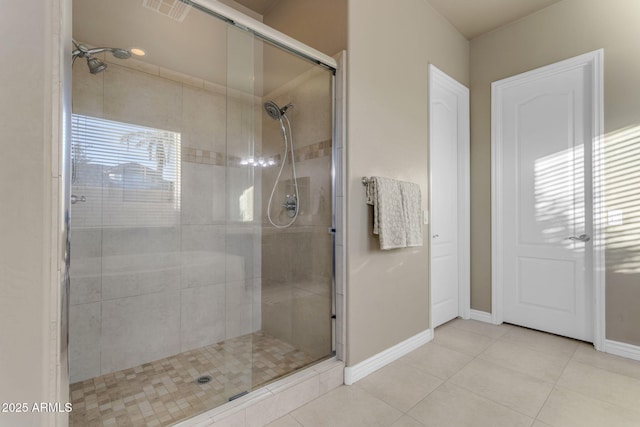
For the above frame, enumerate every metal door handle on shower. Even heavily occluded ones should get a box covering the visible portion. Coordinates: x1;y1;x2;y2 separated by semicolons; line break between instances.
71;195;86;204
566;234;590;242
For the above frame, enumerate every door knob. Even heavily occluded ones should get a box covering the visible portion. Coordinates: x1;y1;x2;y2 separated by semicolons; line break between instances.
567;234;590;242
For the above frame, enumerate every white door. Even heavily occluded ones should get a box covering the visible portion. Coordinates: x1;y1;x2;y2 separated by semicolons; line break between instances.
429;65;470;328
492;52;602;342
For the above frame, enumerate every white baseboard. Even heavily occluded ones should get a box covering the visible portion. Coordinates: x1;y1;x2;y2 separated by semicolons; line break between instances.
344;329;433;385
604;339;640;362
470;309;493;324
465;314;640;362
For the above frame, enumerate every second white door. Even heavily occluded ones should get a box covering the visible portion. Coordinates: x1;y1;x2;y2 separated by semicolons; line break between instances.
429;65;469;328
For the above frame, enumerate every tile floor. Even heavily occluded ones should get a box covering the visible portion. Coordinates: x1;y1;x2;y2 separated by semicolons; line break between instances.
69;331;317;427
266;319;640;427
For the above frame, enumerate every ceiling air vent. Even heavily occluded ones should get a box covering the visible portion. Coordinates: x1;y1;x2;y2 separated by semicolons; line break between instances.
142;0;191;22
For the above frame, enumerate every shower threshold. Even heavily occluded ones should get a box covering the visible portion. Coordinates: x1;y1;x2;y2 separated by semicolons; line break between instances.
69;331;316;426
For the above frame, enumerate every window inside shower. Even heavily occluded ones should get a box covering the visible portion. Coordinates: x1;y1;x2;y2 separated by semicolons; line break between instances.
68;1;335;425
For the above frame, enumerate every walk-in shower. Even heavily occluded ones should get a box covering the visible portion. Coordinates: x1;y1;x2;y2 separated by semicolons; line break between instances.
264;100;300;228
68;0;336;425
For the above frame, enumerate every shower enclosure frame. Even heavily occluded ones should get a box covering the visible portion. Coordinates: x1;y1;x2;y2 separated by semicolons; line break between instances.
54;0;344;421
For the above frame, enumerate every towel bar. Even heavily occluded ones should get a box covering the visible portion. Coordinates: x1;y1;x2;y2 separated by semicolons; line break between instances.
362;177;370;186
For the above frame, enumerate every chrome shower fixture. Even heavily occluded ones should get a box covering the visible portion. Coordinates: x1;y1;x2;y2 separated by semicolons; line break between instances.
264;100;299;228
86;57;107;74
72;39;131;74
263;101;294;120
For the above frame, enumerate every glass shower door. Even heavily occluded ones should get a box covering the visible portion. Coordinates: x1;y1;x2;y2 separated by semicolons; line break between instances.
68;1;335;423
222;25;261;400
225;24;336;395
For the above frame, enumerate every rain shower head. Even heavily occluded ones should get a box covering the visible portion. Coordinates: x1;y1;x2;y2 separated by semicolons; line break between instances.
263;101;294;120
109;48;132;60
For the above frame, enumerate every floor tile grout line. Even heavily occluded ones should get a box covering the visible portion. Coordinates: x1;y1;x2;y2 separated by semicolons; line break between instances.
477;341;578;384
573;344;640;380
553;382;640;418
463;352;558;389
411;322;536;420
401;378;448;416
550;363;640;418
528;340;580;424
288;412;304;427
443;335;553;422
271;321;640;427
393;341;475;382
437;376;538;422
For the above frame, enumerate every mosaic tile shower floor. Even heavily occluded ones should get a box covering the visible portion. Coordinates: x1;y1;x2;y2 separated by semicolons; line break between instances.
69;331;316;426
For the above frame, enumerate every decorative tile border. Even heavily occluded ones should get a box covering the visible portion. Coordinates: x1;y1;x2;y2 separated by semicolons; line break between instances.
294;139;332;162
182;139;332;167
182;147;226;166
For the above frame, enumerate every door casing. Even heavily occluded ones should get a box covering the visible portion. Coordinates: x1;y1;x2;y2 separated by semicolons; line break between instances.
491;49;606;350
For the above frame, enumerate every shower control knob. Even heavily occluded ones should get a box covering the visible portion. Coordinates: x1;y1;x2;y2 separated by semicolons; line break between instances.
282;195;298;218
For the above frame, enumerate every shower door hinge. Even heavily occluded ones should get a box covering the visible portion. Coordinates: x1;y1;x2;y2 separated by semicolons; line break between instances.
328;227;336;234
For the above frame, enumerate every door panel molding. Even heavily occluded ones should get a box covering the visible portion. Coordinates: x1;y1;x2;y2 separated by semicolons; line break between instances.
429;64;470;327
491;49;605;349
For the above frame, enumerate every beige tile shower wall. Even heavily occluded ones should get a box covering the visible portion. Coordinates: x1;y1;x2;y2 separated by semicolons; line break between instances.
69;56;263;383
347;0;469;365
469;0;640;346
261;66;334;360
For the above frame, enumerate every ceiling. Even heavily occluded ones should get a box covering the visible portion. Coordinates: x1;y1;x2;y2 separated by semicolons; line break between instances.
72;0;566;88
232;0;280;16
233;0;563;40
427;0;564;39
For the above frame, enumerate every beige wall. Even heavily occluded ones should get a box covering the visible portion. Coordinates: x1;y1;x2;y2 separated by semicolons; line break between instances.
264;0;347;57
470;0;640;345
0;1;69;426
347;0;469;365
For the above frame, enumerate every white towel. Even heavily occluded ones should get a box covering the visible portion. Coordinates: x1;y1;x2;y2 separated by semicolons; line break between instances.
400;181;423;247
366;177;423;250
366;177;407;250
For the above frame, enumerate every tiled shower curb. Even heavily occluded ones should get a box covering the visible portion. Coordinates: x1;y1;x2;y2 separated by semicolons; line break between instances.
174;358;344;426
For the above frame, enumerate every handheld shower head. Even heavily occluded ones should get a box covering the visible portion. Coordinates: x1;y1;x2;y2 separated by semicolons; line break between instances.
264;101;283;120
263;101;294;120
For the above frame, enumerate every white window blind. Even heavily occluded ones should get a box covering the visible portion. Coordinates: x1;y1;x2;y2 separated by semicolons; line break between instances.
71;114;181;228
